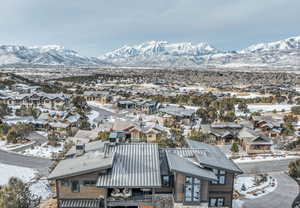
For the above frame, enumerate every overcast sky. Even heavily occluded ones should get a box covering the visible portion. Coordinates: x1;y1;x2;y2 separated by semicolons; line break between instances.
1;0;300;56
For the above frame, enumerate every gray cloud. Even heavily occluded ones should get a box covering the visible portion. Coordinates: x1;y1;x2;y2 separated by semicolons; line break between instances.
0;0;300;56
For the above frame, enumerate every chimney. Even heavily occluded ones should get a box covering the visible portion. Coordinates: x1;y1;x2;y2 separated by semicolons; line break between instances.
75;143;85;156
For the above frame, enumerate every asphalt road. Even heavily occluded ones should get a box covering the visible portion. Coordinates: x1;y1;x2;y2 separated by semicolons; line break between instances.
242;173;299;208
237;158;297;174
0;149;52;176
89;105;119;123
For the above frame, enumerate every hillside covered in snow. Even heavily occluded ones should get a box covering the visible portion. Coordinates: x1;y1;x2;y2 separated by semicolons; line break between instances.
1;36;300;68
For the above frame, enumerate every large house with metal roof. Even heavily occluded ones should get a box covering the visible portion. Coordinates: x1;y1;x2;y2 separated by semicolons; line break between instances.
48;139;242;208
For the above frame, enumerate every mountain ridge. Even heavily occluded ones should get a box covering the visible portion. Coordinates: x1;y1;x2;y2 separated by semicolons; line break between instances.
1;36;300;68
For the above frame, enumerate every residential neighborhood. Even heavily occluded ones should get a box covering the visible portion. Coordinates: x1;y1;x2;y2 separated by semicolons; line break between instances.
1;70;300;208
1;2;300;207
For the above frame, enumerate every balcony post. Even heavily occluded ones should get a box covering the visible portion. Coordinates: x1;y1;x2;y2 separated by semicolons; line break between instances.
152;188;155;205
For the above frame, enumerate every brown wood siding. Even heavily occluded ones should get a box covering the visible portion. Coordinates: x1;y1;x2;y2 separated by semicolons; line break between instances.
174;172;185;202
174;172;210;203
208;192;232;208
208;172;235;208
58;172;106;199
201;180;209;201
208;172;234;192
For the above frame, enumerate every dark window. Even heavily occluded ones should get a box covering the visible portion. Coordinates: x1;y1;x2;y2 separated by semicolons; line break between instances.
211;169;226;185
83;180;96;186
209;197;225;207
162;176;170;187
71;180;80;192
184;176;201;202
61;179;69;186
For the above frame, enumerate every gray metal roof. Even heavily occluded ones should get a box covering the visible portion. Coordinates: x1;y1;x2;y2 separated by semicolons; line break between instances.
237;127;272;144
211;122;242;129
66;141;106;157
159;106;195;117
165;151;217;181
164;148;207;158
186;139;243;174
59;199;103;208
97;143;161;188
48;151;114;180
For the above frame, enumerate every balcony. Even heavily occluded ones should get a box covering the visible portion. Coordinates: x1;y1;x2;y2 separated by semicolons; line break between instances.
107;189;174;207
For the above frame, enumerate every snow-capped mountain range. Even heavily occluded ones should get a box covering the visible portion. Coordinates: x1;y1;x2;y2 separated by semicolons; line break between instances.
98;36;300;67
1;36;300;68
0;45;105;66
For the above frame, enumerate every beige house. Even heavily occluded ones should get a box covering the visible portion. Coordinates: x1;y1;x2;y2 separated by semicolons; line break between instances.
238;127;273;154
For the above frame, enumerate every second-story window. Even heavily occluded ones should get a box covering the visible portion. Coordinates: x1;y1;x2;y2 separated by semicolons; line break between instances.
162;176;170;187
184;176;201;202
83;180;97;186
71;180;80;192
211;169;226;185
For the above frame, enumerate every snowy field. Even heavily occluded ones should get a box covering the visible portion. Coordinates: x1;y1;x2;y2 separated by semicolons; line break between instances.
235;175;277;199
22;143;64;159
0;163;51;199
235;104;296;113
87;110;100;124
87;101;116;113
234;155;299;163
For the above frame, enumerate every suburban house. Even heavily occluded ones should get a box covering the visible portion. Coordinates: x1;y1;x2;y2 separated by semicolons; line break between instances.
48;140;242;208
237;127;273;154
159;105;196;125
251;115;283;137
117;99;159;114
0;92;69;110
201;122;242;144
110;120;168;142
83;91;112;104
36;111;82;136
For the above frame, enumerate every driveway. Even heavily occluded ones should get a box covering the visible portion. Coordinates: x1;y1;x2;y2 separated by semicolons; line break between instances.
242;173;299;208
0;149;52;176
89;105;119;123
237;158;297;174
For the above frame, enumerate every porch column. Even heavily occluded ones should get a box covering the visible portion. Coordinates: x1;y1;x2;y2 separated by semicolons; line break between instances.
152;188;155;205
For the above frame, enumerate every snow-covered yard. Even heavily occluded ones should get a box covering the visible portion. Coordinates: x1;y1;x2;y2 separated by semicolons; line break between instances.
0;163;51;199
234;155;299;163
232;199;244;208
245;104;296;113
22;143;64;159
87;110;99;124
88;101;116;113
235;175;277;199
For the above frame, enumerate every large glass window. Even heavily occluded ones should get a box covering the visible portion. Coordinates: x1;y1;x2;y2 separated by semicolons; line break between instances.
211;169;226;185
162;176;170;187
184;176;201;202
209;197;225;207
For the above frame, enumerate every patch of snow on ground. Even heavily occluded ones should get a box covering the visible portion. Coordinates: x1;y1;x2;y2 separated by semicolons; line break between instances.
245;104;296;113
0;163;51;199
88;101;116;113
87;110;99;124
232;199;244;208
235;175;277;199
234;155;299;163
22;143;64;159
30;179;52;200
0;140;8;150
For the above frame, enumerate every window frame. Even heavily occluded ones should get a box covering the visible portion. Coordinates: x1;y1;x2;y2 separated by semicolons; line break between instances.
71;180;80;193
162;175;171;187
209;197;225;207
184;176;201;203
211;169;226;185
83;180;97;186
60;179;69;187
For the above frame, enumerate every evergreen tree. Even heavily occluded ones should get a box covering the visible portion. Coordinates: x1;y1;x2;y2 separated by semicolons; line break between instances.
0;177;41;208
